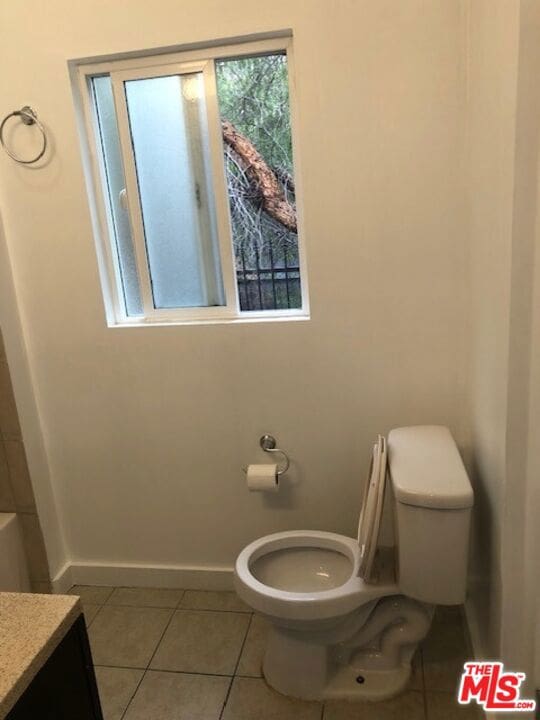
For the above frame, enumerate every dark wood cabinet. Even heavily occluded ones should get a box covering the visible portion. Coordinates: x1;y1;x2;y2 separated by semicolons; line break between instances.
7;615;103;720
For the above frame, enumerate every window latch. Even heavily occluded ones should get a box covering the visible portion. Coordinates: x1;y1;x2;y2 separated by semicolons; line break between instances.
119;188;128;211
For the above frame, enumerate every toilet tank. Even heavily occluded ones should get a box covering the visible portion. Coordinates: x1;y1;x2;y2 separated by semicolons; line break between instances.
388;426;473;605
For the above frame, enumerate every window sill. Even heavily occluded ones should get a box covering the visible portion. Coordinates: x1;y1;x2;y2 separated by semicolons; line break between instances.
106;312;310;329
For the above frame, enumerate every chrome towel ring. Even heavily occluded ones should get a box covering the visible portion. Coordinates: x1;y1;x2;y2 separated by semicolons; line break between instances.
0;106;47;164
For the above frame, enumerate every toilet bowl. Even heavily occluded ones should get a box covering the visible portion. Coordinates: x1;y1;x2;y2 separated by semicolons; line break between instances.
235;426;474;701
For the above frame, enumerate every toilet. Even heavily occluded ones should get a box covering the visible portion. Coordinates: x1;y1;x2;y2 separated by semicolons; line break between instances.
234;425;473;701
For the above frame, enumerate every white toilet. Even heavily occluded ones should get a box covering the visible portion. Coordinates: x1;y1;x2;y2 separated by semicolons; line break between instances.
235;425;473;701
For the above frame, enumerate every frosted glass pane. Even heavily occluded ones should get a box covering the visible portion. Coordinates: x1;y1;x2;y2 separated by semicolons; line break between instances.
92;76;143;316
124;74;224;309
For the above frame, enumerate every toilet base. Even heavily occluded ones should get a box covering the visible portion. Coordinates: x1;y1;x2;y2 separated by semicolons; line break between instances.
263;624;415;702
264;654;412;702
262;596;433;701
322;664;411;701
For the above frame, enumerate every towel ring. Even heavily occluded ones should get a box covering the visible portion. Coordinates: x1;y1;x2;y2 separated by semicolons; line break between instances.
0;106;47;164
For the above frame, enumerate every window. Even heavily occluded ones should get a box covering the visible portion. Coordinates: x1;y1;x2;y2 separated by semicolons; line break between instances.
74;37;308;325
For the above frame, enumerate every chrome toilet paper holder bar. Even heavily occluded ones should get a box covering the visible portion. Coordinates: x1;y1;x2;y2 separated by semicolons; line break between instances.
242;435;290;476
259;435;290;476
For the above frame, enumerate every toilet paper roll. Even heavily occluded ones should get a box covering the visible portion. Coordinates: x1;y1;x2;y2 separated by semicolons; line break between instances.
246;464;279;492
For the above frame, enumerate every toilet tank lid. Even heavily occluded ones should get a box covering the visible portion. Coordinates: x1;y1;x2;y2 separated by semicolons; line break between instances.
388;425;473;510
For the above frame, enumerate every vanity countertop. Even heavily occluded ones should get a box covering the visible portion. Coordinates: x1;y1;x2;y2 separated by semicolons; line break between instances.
0;592;81;719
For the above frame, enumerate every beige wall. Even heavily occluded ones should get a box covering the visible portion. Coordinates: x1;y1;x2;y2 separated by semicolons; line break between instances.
466;0;540;686
465;0;519;658
527;198;540;687
524;178;540;689
501;0;540;686
0;0;468;581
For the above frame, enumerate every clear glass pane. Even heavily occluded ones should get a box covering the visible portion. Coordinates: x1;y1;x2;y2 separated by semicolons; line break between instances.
124;73;225;309
215;53;302;312
92;76;143;316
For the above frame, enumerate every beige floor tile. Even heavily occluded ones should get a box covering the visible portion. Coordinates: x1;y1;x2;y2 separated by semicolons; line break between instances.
423;616;469;692
123;670;229;720
107;587;184;608
150;609;250;675
237;615;269;677
83;603;101;627
69;585;114;604
223;677;321;720
324;691;425;720
426;691;482;718
89;605;173;668
95;666;143;720
180;589;251;613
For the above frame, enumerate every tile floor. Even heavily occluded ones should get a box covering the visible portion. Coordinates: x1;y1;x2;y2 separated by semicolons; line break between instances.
69;585;481;720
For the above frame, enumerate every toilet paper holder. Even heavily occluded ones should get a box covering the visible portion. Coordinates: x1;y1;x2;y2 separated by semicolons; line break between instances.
259;435;290;475
243;435;290;476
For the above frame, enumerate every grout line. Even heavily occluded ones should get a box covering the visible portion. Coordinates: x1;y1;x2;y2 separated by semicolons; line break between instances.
102;587;115;604
144;609;177;671
118;604;176;720
219;676;235;720
119;669;146;720
103;602;185;610
95;664;148;672
94;604;248;613
104;588;186;610
233;613;253;675
96;665;237;678
86;604;103;629
77;599;248;615
99;605;250;613
173;606;252;614
174;589;186;609
71;586;249;612
219;612;253;720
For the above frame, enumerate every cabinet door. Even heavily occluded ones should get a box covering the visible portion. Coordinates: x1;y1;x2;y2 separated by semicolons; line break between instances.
7;615;103;720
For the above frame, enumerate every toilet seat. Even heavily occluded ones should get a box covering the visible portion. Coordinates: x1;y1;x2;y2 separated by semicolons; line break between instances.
235;439;391;623
235;530;394;621
358;435;387;581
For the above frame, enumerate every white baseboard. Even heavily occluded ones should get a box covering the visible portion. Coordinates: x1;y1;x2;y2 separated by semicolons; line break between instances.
52;560;234;592
51;562;74;594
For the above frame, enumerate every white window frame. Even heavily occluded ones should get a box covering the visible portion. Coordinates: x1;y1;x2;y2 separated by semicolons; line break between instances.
73;37;310;326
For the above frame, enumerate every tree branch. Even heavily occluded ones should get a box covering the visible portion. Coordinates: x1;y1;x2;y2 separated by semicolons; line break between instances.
221;120;297;233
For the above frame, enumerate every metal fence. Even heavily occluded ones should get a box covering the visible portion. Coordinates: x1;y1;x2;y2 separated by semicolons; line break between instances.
236;246;301;311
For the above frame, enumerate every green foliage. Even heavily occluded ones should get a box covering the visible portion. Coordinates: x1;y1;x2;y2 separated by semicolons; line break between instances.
215;53;301;310
216;53;292;172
